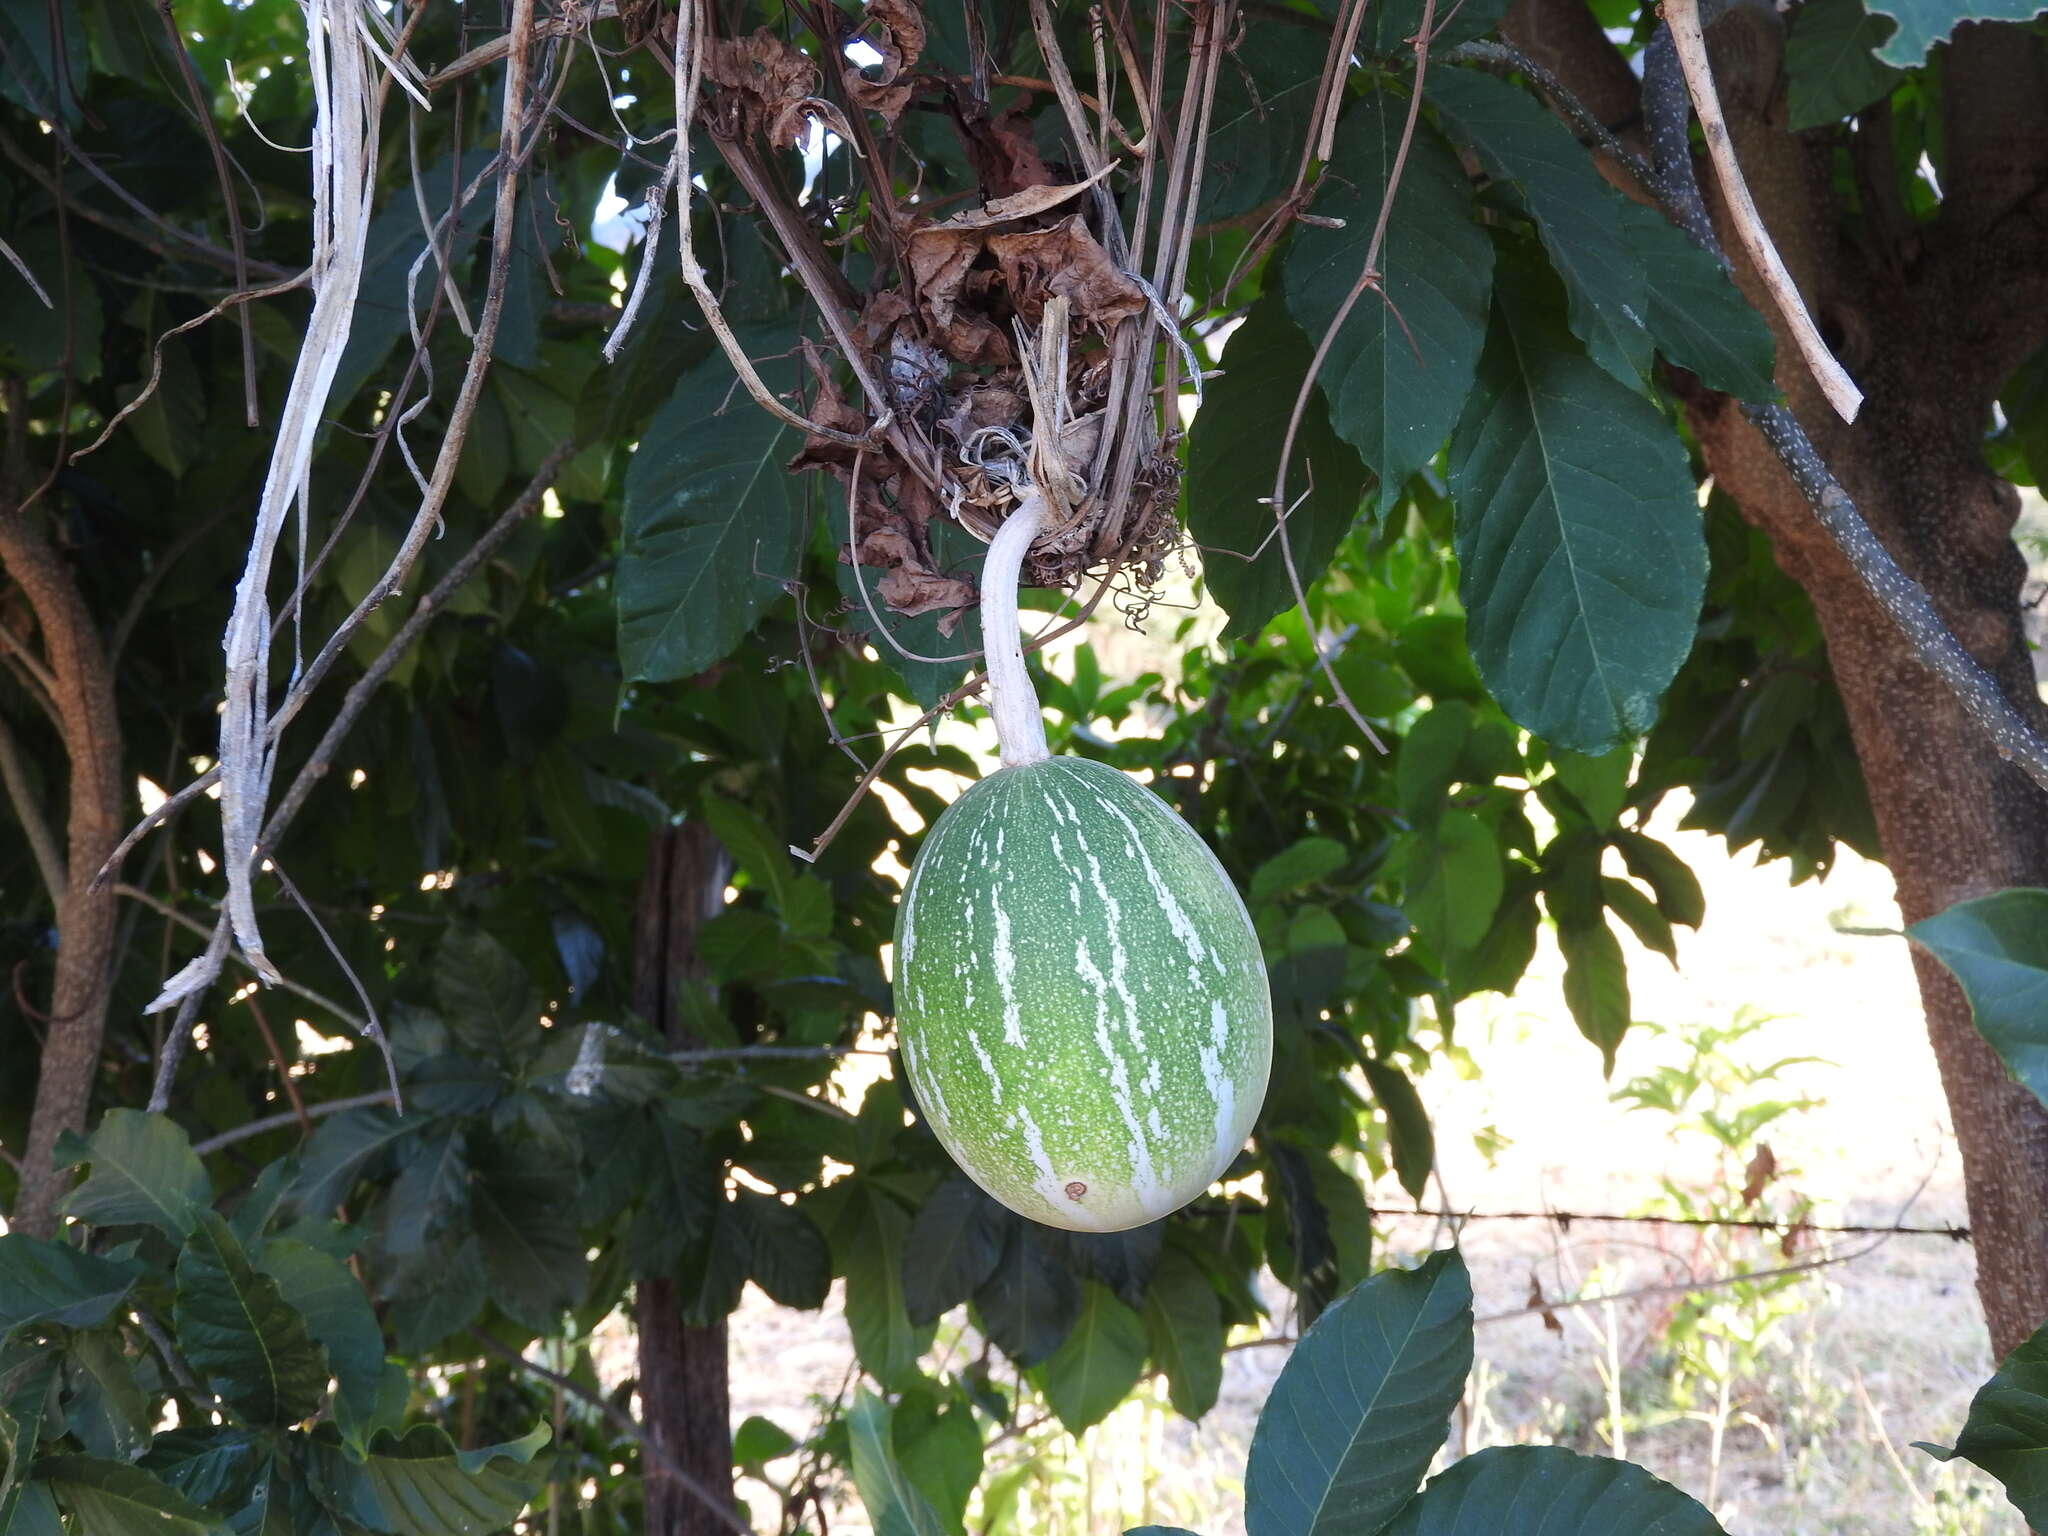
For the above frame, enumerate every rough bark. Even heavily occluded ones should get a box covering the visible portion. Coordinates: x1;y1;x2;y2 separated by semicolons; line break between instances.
1504;0;2048;1357
0;481;123;1238
633;821;741;1536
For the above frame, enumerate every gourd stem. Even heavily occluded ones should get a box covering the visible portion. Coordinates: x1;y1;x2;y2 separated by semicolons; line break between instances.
983;491;1052;769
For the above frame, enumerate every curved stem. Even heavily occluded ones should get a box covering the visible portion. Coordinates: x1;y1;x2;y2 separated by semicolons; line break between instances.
983;493;1052;769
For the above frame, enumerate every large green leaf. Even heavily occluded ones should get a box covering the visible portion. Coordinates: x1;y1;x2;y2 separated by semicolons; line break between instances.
1140;1250;1225;1420
1284;90;1492;509
617;336;803;684
1429;69;1647;389
1366;0;1509;54
173;1212;329;1428
1785;0;1906;127
1909;889;2048;1111
848;1391;947;1536
1034;1284;1148;1434
470;1151;587;1333
0;1480;60;1536
1198;25;1329;222
60;1110;210;1239
1395;811;1503;956
300;1424;550;1536
1612;202;1778;402
1558;917;1632;1073
1864;0;2047;65
972;1220;1083;1369
0;0;88;127
831;1183;935;1389
900;1177;1005;1327
1446;246;1707;754
1186;295;1370;638
39;1457;227;1536
1916;1320;2048;1524
1384;1446;1726;1535
2;1347;60;1526
0;1238;140;1338
433;928;542;1061
736;1192;831;1310
1359;1057;1435;1201
291;1107;433;1219
892;1385;984;1536
258;1239;387;1425
1244;1251;1474;1536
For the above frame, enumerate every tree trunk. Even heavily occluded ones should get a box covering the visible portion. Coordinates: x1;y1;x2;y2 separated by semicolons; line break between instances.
0;485;123;1239
632;821;741;1535
1503;0;2048;1358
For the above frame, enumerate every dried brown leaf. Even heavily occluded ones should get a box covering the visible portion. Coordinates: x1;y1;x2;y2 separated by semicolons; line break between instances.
923;165;1116;233
846;0;926;122
1741;1142;1777;1206
987;215;1146;331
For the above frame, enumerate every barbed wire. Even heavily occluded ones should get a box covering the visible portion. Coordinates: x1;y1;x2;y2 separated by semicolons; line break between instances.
1368;1206;1970;1241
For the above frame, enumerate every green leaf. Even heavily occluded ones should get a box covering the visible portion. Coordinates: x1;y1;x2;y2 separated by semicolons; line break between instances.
1786;0;1907;128
1396;704;1476;821
848;1391;947;1536
0;1238;140;1338
40;1457;227;1536
2;1347;60;1526
736;1192;831;1310
731;1416;799;1474
1284;90;1493;508
1557;918;1631;1073
61;1110;210;1239
0;2;88;127
1244;1251;1474;1536
901;1177;1006;1327
1909;889;2048;1110
893;1385;983;1536
1359;1057;1435;1201
1396;811;1503;956
1186;295;1370;638
258;1239;387;1426
1447;245;1707;754
471;1151;586;1333
1864;0;2045;66
1386;1445;1726;1535
1612;831;1706;929
1252;839;1350;903
1613;201;1779;402
1550;749;1632;830
1035;1284;1148;1434
304;1424;550;1536
618;337;803;683
1198;25;1329;221
290;1107;431;1219
972;1221;1083;1369
1140;1250;1225;1421
1429;69;1648;389
173;1211;329;1427
0;230;101;381
0;1480;60;1536
1367;0;1508;54
60;1330;150;1462
1915;1319;2048;1524
433;929;542;1061
383;1129;470;1258
831;1183;935;1389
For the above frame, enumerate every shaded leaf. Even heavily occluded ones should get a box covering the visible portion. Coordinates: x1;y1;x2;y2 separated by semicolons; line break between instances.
1035;1284;1147;1434
1612;831;1706;929
1285;91;1493;508
471;1152;586;1333
259;1239;386;1426
737;1192;831;1310
831;1183;935;1389
1396;811;1503;956
1141;1249;1225;1420
1187;295;1370;638
291;1108;432;1220
901;1177;1006;1327
1558;918;1631;1073
1199;26;1329;221
1429;69;1647;388
1359;1057;1435;1201
173;1211;328;1427
618;336;803;683
0;1238;140;1338
1384;1445;1726;1536
1786;0;1907;128
1613;201;1777;402
1252;839;1349;904
1447;246;1706;754
973;1220;1084;1369
40;1457;227;1536
61;1110;209;1239
433;929;542;1061
1245;1251;1474;1536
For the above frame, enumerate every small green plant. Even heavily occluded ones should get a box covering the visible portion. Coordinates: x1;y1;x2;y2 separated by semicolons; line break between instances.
1610;1011;1831;1503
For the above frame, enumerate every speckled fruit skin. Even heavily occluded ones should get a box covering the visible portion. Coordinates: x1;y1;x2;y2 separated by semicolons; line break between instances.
893;755;1272;1232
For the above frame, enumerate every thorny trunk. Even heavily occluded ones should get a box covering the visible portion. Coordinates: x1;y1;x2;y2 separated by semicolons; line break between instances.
633;820;739;1535
1512;0;2048;1356
0;476;123;1238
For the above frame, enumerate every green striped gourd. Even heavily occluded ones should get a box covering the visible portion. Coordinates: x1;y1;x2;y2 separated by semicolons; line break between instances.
894;754;1272;1231
890;363;1276;1232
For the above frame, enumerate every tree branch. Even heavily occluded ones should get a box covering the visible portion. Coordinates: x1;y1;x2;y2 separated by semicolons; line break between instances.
189;1090;396;1156
0;707;65;905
